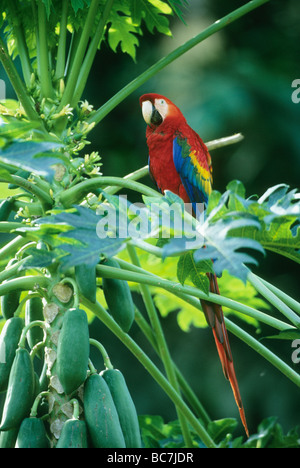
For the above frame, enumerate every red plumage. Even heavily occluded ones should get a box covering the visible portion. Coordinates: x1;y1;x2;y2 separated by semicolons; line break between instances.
140;93;249;438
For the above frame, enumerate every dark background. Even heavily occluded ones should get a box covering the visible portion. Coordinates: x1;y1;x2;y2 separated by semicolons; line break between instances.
2;0;300;438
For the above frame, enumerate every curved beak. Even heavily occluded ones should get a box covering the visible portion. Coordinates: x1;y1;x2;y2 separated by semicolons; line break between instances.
141;100;163;126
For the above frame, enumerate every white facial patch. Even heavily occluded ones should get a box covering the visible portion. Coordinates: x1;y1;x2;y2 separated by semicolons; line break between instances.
141;100;153;125
154;98;168;120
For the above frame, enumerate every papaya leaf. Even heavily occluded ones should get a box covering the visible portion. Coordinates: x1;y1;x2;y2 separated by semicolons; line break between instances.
243;417;300;449
108;12;140;61
35;204;127;270
18;247;57;270
261;328;300;341
0;140;62;180
207;418;238;444
0;167;13;183
205;181;300;265
166;0;189;22
225;183;300;263
139;414;205;448
107;0;175;60
41;0;53;18
131;0;172;35
0;120;40;140
193;234;264;283
143;190;200;248
138;414;176;448
177;251;213;295
71;0;90;14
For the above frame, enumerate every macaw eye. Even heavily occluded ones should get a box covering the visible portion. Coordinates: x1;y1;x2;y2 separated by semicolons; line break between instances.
160;99;166;105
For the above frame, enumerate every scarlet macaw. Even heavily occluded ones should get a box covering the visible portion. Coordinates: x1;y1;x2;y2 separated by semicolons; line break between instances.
140;93;249;437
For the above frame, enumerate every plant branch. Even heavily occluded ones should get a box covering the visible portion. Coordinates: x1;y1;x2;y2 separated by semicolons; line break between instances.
0;236;29;262
12;200;43;217
7;0;32;88
37;0;54;98
0;222;24;233
65;29;82;78
257;275;300;315
58;0;101;111
58;176;160;207
86;0;271;128
54;0;69;80
226;318;300;387
71;0;115;108
206;133;244;151
0;175;52;211
0;275;51;296
247;271;300;328
0;37;41;122
0;257;28;284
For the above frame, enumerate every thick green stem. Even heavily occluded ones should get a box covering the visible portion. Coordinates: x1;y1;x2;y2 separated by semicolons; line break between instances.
58;0;100;111
30;391;51;418
54;0;69;80
0;275;51;296
0;222;24;233
226;318;300;387
127;244;194;447
0;236;28;262
0;37;40;122
69;398;80;420
104;166;149;194
89;338;114;370
58;176;160;207
96;263;292;331
0;175;52;211
7;0;32;87
247;271;300;328
0;256;28;283
18;320;48;349
71;0;115;108
86;0;271;128
255;275;300;315
96;263;300;387
12;200;43;217
37;0;54;98
65;29;82;78
81;296;216;447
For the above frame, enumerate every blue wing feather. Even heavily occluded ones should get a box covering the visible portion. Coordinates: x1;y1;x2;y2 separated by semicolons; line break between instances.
173;136;210;218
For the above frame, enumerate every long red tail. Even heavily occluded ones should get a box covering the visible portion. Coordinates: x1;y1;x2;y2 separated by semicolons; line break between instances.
200;273;249;437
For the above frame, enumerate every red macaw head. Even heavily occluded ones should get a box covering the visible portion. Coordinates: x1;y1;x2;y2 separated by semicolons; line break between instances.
139;93;186;129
